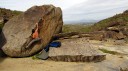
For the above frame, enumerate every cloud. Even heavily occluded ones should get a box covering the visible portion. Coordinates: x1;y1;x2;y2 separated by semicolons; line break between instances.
0;0;128;23
63;0;128;23
0;0;87;11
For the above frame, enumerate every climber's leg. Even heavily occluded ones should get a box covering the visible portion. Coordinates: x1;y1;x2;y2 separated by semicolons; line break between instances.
26;38;41;48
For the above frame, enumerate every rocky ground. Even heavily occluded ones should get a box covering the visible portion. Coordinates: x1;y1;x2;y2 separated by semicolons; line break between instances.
0;38;128;71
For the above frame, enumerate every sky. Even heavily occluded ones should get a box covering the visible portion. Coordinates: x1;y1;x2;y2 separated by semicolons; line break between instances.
63;0;128;23
0;0;128;23
0;0;86;11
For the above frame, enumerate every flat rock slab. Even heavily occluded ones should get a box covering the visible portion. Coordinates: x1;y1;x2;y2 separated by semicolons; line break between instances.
48;38;106;62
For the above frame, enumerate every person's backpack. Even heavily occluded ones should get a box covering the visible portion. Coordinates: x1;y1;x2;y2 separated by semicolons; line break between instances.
36;49;49;60
49;42;61;47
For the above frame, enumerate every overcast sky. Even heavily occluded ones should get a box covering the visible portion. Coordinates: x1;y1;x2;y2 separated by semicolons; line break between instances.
0;0;86;11
0;0;128;23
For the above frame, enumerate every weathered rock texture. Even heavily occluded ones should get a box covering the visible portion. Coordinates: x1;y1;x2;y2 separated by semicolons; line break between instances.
48;38;106;62
2;5;63;57
54;30;126;41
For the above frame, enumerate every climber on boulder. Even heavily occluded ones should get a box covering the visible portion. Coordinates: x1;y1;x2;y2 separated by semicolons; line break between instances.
25;18;43;48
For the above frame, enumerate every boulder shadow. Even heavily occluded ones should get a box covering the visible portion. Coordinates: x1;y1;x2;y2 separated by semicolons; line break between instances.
0;30;7;62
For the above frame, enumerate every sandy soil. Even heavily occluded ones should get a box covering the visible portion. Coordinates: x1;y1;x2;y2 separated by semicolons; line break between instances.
0;38;128;71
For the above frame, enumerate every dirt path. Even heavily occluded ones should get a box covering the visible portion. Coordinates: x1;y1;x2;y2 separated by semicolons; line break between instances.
0;38;128;71
0;55;128;71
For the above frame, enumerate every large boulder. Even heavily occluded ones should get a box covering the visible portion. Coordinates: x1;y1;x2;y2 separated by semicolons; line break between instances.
2;5;63;57
106;31;126;40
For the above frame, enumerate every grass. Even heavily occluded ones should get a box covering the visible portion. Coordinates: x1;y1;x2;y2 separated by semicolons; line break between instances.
88;10;128;32
31;53;40;60
0;23;4;29
99;48;121;55
62;24;93;33
0;8;22;16
0;8;22;29
12;10;22;16
32;55;39;60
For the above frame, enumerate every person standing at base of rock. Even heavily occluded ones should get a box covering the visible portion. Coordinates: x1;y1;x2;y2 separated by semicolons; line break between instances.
26;18;43;48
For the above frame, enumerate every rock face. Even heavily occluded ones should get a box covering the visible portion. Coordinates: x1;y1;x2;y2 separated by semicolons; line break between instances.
90;31;126;40
2;5;63;57
48;38;106;62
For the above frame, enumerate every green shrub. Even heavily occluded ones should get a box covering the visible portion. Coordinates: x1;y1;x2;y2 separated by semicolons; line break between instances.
0;22;4;29
89;10;128;32
62;24;93;33
99;48;121;55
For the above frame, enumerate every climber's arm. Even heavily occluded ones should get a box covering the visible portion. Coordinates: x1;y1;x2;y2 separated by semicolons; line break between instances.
35;23;38;32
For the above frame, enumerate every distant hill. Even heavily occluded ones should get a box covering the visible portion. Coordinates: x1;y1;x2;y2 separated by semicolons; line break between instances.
63;10;128;40
62;10;128;40
89;10;128;32
0;8;22;19
64;19;97;24
0;8;22;28
63;10;128;33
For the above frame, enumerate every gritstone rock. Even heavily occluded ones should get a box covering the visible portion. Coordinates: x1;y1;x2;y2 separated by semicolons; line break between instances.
2;5;63;57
